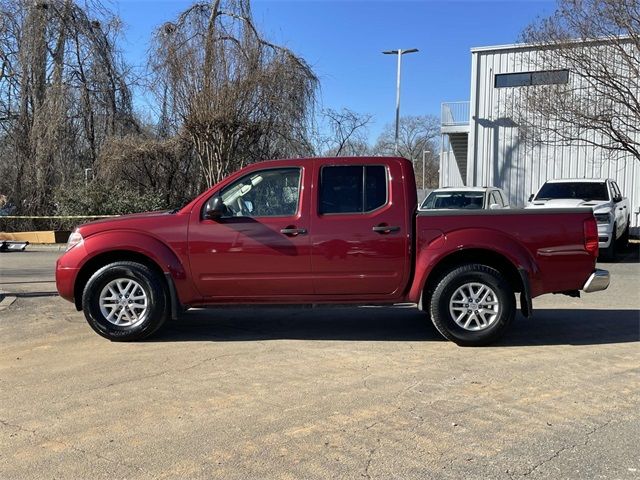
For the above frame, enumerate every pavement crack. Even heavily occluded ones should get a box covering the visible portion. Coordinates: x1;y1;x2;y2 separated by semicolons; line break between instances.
0;418;37;435
1;417;147;475
60;353;242;401
521;419;614;477
65;442;148;475
362;438;380;479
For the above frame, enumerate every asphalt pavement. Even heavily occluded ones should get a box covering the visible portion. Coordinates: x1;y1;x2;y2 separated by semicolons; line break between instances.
0;246;639;479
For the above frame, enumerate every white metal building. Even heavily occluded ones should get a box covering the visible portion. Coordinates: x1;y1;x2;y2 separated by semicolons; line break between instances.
440;40;640;232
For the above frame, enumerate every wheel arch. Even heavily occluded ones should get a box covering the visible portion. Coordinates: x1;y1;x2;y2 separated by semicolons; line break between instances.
72;231;190;312
73;250;167;311
415;247;530;317
424;248;523;294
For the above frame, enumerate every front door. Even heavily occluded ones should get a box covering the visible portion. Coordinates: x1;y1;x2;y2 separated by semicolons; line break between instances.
188;166;312;298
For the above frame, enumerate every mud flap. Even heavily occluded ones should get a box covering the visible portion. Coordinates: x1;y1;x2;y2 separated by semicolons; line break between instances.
518;268;533;318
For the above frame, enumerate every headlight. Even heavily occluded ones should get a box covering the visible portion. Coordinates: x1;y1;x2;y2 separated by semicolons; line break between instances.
594;213;611;224
66;230;83;251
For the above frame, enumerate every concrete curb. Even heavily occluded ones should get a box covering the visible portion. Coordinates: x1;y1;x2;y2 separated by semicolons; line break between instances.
21;244;67;252
0;290;17;312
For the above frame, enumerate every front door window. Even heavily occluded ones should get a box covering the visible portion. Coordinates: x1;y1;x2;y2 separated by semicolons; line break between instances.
206;168;301;218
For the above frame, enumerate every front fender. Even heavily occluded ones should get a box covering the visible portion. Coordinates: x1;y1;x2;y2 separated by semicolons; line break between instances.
408;227;538;302
60;230;199;307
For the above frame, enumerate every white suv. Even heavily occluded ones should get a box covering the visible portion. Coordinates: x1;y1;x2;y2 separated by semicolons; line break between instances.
526;178;630;258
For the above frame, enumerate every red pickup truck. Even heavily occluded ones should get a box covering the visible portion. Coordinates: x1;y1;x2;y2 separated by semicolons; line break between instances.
56;157;609;346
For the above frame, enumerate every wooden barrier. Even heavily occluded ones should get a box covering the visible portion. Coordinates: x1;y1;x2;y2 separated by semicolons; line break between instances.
0;231;71;244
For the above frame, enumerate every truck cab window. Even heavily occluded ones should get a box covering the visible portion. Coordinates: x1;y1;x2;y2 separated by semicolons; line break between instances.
211;168;301;218
319;165;387;214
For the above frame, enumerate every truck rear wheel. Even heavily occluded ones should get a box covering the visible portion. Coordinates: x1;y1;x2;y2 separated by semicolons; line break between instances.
81;261;169;341
429;264;515;346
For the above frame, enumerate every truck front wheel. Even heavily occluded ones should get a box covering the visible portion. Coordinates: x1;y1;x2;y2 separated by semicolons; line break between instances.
81;261;169;341
617;221;630;251
429;264;515;346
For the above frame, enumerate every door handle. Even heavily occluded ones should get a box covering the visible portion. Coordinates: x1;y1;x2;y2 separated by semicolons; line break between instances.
280;227;307;236
372;225;400;234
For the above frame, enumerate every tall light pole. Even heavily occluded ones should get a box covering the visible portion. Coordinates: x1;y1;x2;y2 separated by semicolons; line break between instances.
422;150;430;191
382;48;418;154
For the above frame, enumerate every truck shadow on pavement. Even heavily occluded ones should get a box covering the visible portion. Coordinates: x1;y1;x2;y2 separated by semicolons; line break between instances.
153;307;639;347
599;243;640;264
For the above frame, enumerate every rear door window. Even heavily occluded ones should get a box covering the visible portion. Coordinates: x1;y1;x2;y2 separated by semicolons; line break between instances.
319;165;388;214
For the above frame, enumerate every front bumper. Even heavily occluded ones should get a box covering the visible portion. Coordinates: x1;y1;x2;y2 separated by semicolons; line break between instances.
597;223;613;248
582;269;610;293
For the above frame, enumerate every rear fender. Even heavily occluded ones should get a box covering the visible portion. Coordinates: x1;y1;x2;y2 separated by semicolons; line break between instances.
409;227;538;303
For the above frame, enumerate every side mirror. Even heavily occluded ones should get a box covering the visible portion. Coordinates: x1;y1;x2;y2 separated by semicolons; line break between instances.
204;196;227;220
489;203;501;210
528;194;534;202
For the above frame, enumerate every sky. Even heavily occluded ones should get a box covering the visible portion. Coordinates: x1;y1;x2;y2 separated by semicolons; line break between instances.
115;0;556;139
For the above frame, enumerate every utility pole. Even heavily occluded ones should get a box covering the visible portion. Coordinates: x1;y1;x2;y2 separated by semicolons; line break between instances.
422;150;430;191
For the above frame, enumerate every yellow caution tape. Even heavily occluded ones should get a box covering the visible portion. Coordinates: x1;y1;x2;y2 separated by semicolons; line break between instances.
0;215;120;219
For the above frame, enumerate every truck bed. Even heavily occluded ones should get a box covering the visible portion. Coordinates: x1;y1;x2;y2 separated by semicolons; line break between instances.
414;208;597;298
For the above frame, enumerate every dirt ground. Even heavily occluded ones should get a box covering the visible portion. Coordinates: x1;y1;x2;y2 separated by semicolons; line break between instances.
0;249;638;479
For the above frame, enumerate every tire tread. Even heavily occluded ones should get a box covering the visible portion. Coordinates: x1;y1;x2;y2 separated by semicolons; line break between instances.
81;261;169;341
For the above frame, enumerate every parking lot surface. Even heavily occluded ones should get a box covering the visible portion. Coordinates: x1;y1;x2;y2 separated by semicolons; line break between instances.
1;248;639;479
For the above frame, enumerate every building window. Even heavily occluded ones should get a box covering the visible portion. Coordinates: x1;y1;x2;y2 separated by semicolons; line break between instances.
495;69;569;88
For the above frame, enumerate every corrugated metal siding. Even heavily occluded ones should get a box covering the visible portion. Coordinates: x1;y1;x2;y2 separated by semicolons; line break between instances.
468;44;640;229
439;151;465;187
439;135;465;186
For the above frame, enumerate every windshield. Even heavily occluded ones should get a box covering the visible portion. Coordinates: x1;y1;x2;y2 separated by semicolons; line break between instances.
535;182;609;201
421;191;485;210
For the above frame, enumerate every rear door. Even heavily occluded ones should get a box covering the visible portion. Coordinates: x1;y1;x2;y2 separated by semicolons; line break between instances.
309;159;410;296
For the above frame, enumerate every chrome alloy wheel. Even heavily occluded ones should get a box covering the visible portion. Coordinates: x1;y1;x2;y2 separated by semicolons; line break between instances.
449;282;500;331
99;278;149;327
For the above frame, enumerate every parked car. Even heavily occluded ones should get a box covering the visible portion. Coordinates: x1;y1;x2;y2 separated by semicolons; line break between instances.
56;157;609;346
526;178;630;259
420;187;510;210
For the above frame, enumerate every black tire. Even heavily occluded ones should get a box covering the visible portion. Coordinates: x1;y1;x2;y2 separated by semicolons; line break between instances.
429;264;515;346
600;225;616;260
82;261;169;341
617;221;630;251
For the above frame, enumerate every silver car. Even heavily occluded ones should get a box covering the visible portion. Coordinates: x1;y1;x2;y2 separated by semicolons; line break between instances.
420;187;510;210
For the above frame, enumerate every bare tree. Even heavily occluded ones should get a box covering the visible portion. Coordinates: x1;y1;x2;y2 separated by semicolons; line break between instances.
0;0;137;213
150;0;318;187
98;133;196;208
519;0;640;162
313;108;372;156
373;115;440;188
